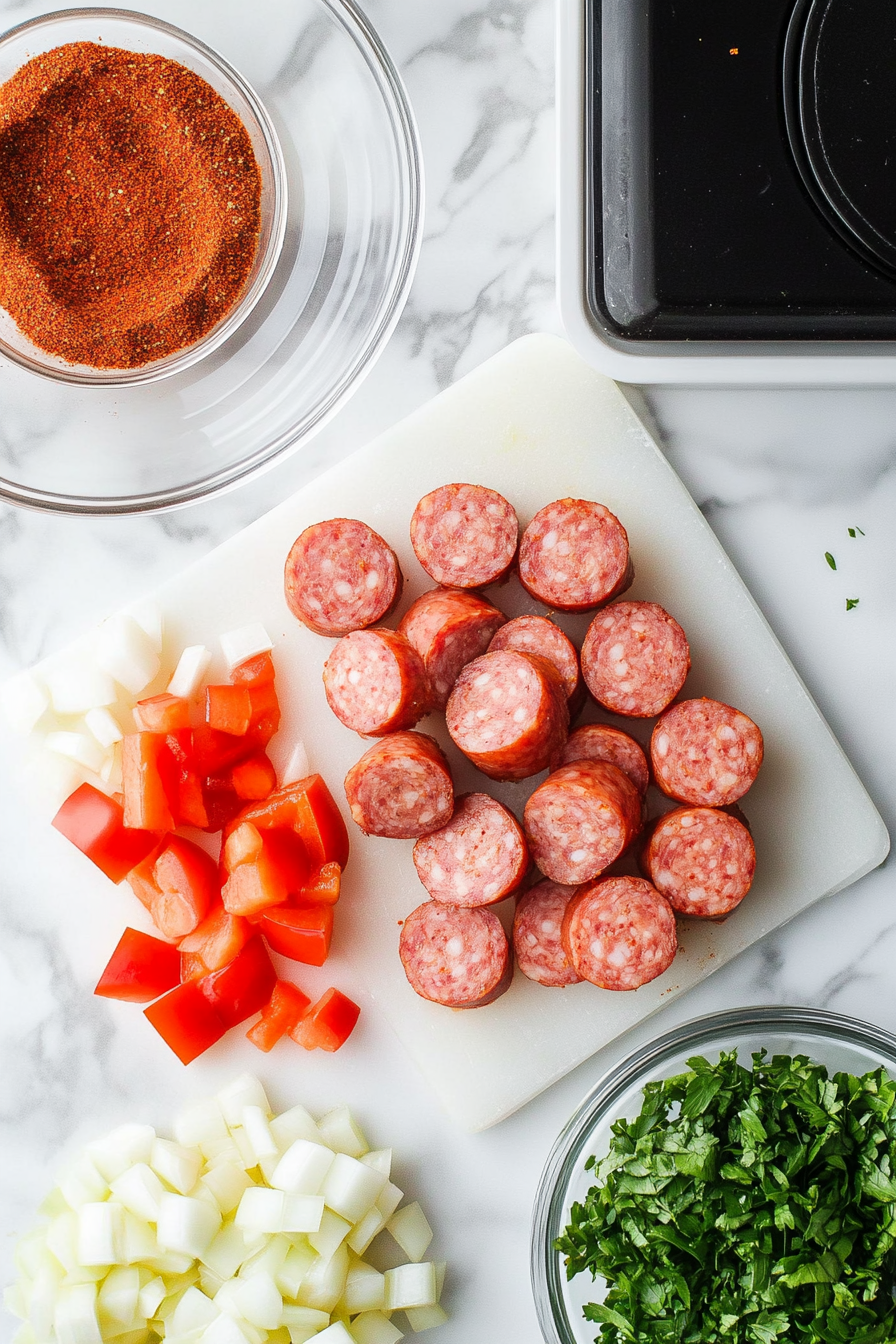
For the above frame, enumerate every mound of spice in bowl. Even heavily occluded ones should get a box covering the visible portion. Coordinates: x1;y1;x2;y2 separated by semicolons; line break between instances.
0;42;261;369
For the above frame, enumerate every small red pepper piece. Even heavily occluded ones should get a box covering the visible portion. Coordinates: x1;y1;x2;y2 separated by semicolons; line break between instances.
247;682;281;746
206;684;252;736
222;828;308;918
297;862;342;907
179;903;252;973
134;693;191;734
289;988;360;1052
260;903;334;967
122;733;175;832
52;783;157;884
246;980;311;1053
152;837;219;940
227;775;349;871
231;651;276;686
95;928;182;1003
198;935;276;1030
144;980;227;1064
231;753;278;801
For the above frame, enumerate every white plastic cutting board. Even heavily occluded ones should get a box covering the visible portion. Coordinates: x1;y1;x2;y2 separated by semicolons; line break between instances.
19;335;891;1131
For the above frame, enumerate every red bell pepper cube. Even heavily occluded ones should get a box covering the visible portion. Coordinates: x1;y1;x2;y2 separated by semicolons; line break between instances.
298;862;342;907
52;784;158;884
175;770;209;829
122;733;175;832
95;928;182;1003
180;950;210;982
228;776;350;871
290;988;360;1053
134;694;191;734
206;684;252;736
223;821;264;870
198;936;276;1029
145;980;228;1064
247;683;281;747
161;731;209;829
246;980;311;1053
151;837;218;940
231;651;276;687
190;725;252;775
126;847;163;912
260;903;333;967
222;828;308;918
231;753;277;801
179;904;252;972
201;780;244;833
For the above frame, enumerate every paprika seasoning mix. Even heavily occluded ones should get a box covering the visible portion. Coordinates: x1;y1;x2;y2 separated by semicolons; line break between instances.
0;41;262;370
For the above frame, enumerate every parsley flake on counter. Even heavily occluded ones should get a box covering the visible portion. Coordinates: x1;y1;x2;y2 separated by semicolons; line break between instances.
556;1050;896;1343
824;552;837;570
848;527;866;538
847;598;860;612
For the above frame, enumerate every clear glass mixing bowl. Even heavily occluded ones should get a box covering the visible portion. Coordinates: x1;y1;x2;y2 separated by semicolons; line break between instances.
531;1006;896;1344
0;0;422;513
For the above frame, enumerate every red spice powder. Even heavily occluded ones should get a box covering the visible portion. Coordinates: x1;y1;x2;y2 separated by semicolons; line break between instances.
0;42;262;369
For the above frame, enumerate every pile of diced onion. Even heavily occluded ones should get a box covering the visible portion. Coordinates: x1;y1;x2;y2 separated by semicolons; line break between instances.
6;1076;447;1344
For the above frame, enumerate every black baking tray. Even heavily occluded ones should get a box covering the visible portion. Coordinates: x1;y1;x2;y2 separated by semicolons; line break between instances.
587;0;896;341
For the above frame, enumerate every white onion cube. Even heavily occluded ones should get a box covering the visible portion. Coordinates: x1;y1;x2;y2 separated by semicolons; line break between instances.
360;1149;392;1179
217;1076;271;1128
110;1163;165;1222
404;1303;449;1332
241;1106;278;1164
386;1204;433;1263
282;1195;324;1235
84;706;124;749
156;1193;221;1258
316;1107;368;1158
277;740;311;788
220;625;273;672
384;1264;437;1312
308;1209;351;1261
167;646;212;700
174;1098;229;1151
279;1304;329;1330
320;1155;386;1225
376;1182;403;1222
349;1314;404;1344
43;656;117;716
230;1272;281;1329
343;1261;385;1314
90;1125;156;1182
199;1222;250;1280
54;1282;103;1344
95;615;161;696
58;1159;109;1211
171;1286;220;1335
294;1244;348;1313
274;1241;315;1299
311;1324;355;1344
201;1313;253;1344
151;1138;202;1195
269;1107;322;1151
0;670;48;734
235;1188;284;1236
45;731;106;775
46;1212;80;1273
121;1211;157;1265
270;1141;334;1196
346;1207;385;1257
77;1202;124;1266
137;1276;166;1320
200;1162;252;1216
127;600;164;652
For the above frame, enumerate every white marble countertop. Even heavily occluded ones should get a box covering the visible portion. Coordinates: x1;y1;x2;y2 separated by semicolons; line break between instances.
1;1;895;1341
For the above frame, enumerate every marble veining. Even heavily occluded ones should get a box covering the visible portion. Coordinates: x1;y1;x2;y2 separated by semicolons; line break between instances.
0;1;894;1341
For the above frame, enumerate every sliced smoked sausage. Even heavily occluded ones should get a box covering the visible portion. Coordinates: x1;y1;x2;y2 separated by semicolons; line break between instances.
285;519;403;637
651;697;763;806
488;614;582;705
562;876;677;990
581;600;690;717
643;805;756;918
323;630;429;736
513;880;581;987
446;650;569;782
344;731;453;839
412;793;529;907
523;759;642;885
555;723;650;796
518;498;632;612
410;483;518;588
399;587;507;711
399;901;512;1008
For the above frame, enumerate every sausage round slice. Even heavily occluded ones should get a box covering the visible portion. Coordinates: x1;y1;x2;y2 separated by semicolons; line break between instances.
412;793;529;907
513;880;581;987
323;630;429;737
562;877;677;990
651;697;764;806
399;587;507;711
523;759;642;885
446;650;569;782
488;615;581;703
643;806;756;918
410;483;519;588
399;901;512;1009
343;731;453;839
285;519;403;637
518;498;632;612
581;601;690;717
556;723;650;796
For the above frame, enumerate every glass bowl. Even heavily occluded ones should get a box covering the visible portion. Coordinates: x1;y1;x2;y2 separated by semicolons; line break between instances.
0;8;287;387
0;0;422;513
531;1006;896;1344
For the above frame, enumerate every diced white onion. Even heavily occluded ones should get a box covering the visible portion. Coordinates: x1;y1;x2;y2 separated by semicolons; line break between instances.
346;1207;385;1257
241;1107;278;1165
235;1188;284;1237
171;1284;220;1335
229;1271;282;1329
404;1303;449;1332
77;1203;124;1267
54;1282;103;1344
137;1276;166;1320
294;1244;348;1313
94;615;160;696
384;1263;437;1312
270;1141;334;1197
84;706;124;749
282;1195;325;1235
316;1108;368;1159
320;1155;386;1225
120;1212;157;1266
343;1261;385;1314
220;626;273;672
349;1312;404;1344
110;1163;165;1222
277;739;311;788
274;1242;315;1299
43;656;117;716
126;600;164;653
167;646;212;700
88;1125;155;1182
269;1107;321;1151
279;1305;330;1331
45;731;107;775
201;1312;253;1344
96;1265;141;1329
0;670;48;735
308;1209;351;1262
376;1182;403;1222
151;1138;203;1196
360;1149;392;1179
311;1323;356;1344
58;1159;109;1212
386;1203;433;1264
45;1212;80;1273
199;1222;250;1281
200;1163;252;1217
157;1194;221;1259
217;1077;271;1128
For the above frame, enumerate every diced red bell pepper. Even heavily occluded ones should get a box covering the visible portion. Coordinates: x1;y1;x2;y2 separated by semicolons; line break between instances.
152;837;218;940
134;694;191;734
206;684;252;736
201;779;244;833
223;821;264;870
231;651;276;687
179;904;251;972
122;733;175;832
222;828;309;918
126;847;162;912
95;928;182;1003
231;753;277;801
228;776;349;871
174;770;209;829
145;980;228;1064
247;682;281;747
260;903;333;967
161;731;209;829
198;936;276;1029
180;950;210;981
289;988;360;1052
246;980;311;1053
52;784;158;884
190;725;252;775
297;862;342;907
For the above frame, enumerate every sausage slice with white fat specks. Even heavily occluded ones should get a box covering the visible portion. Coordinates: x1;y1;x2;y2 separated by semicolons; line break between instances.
399;587;507;711
446;649;569;781
399;901;512;1008
284;518;403;637
323;629;429;736
581;600;690;717
555;723;650;796
343;731;453;839
513;879;581;986
561;876;677;990
518;498;632;611
643;805;756;918
651;697;763;806
413;792;529;907
523;759;642;885
410;483;519;588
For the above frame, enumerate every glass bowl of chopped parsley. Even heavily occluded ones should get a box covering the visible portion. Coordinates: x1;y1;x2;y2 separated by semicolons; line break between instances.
532;1006;896;1344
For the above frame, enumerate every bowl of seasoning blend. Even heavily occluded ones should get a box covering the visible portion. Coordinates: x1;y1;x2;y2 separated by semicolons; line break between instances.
0;8;287;385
